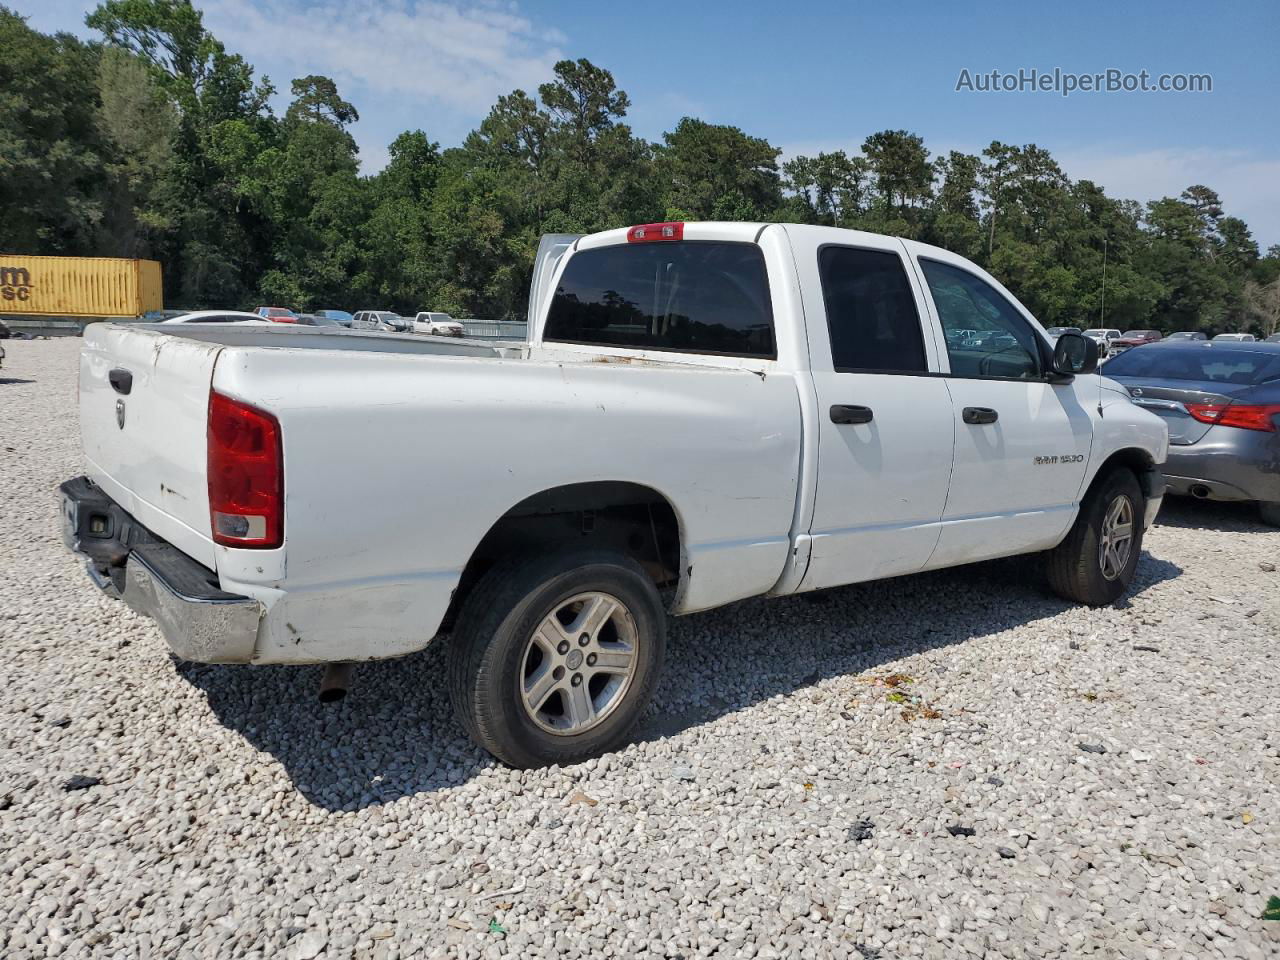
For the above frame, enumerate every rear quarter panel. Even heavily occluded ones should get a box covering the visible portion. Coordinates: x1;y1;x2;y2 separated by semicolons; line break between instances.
212;348;802;663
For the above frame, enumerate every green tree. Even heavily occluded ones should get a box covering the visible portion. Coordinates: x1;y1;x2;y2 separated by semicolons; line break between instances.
0;8;110;253
783;151;869;226
95;46;178;257
89;0;276;305
861;129;931;227
362;130;442;310
657;118;782;221
286;75;358;128
4;11;1272;334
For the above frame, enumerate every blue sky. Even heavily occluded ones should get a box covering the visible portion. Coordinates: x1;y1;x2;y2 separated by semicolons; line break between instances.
18;0;1280;246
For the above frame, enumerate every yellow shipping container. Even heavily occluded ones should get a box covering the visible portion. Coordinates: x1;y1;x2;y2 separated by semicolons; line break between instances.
0;255;163;317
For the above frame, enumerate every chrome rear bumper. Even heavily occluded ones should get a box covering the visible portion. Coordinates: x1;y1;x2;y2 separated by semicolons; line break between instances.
61;476;261;663
120;546;261;663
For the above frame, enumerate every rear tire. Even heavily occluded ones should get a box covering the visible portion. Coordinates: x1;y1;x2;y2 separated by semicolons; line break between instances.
1260;502;1280;527
1047;468;1145;605
448;547;666;768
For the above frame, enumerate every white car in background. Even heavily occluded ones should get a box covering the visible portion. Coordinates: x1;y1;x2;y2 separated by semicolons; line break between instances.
160;310;273;325
1212;333;1256;342
1043;326;1082;347
1083;328;1122;357
413;312;465;337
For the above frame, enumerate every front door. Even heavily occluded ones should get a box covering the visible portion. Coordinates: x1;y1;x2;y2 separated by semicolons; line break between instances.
793;233;956;591
910;251;1094;567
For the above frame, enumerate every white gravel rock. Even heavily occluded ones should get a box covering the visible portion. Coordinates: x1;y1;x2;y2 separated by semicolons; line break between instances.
1;337;1278;958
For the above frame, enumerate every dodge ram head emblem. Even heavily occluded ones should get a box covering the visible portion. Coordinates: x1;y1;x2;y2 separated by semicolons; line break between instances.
115;399;126;429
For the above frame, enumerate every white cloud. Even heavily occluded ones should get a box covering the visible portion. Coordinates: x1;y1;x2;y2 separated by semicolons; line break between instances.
201;0;564;113
356;141;391;176
1055;146;1280;249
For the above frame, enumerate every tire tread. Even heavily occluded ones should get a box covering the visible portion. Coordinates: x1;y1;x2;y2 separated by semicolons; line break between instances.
447;548;664;768
1046;468;1144;606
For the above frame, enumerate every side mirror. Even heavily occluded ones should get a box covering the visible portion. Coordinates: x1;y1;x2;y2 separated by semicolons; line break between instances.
1052;332;1098;377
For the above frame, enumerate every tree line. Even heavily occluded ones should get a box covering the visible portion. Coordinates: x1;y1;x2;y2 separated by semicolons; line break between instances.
2;1;1278;335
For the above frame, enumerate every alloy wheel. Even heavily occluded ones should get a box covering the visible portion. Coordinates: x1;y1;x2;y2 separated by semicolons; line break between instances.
1098;495;1135;581
518;592;639;735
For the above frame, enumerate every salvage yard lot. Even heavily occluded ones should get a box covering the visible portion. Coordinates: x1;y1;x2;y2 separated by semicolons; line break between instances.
1;337;1278;960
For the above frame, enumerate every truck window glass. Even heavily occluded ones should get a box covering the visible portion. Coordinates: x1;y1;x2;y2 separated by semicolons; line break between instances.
921;259;1041;380
819;247;926;373
545;242;775;358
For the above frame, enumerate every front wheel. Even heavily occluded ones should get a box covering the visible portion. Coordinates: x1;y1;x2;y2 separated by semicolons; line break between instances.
1046;468;1145;605
448;547;666;768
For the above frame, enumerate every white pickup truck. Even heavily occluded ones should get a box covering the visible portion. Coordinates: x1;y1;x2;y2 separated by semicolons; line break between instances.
60;222;1168;767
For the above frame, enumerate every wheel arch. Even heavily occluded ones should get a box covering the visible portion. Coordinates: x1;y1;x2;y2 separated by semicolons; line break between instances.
441;480;685;633
1084;447;1160;502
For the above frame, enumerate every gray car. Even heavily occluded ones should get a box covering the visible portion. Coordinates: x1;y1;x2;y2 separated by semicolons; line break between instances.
1103;341;1280;525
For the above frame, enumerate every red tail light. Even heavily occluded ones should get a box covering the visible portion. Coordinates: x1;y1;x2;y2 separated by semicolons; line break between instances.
627;222;684;243
1185;402;1280;432
208;391;283;548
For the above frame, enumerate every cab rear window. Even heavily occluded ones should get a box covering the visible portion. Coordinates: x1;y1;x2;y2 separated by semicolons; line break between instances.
544;242;775;358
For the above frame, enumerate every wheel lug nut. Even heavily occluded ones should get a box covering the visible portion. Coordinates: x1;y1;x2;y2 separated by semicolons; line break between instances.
571;673;583;686
557;641;570;655
586;653;597;666
553;666;565;680
578;633;590;646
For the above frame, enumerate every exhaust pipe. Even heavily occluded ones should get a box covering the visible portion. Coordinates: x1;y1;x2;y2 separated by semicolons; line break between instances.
1190;484;1212;499
319;662;355;703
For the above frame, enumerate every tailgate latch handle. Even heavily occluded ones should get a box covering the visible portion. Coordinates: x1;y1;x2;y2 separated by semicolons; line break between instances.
108;368;133;395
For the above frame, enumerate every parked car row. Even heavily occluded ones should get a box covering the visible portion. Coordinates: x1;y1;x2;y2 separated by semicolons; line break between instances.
162;310;271;325
155;306;466;336
1101;329;1268;358
349;310;465;336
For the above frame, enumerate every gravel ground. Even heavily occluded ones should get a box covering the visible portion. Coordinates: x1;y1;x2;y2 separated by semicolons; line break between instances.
2;336;1278;960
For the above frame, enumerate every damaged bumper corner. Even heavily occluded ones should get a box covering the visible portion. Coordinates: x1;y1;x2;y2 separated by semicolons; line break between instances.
61;476;261;663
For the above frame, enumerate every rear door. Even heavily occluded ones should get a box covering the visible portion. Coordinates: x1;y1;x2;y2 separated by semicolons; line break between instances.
792;231;956;590
80;325;220;567
909;248;1094;566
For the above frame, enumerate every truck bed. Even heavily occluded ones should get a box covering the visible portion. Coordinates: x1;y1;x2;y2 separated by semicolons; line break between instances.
77;321;803;662
130;322;521;358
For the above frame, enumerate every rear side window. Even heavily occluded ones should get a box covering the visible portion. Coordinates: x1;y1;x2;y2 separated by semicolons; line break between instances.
819;246;926;373
544;242;775;357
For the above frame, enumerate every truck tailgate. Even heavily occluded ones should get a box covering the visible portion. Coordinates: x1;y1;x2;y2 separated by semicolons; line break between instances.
80;325;220;569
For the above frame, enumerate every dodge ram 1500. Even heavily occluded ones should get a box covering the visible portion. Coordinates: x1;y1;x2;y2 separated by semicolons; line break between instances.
60;222;1168;766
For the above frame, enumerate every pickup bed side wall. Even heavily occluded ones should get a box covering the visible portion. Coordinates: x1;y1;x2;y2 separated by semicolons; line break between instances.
211;349;803;664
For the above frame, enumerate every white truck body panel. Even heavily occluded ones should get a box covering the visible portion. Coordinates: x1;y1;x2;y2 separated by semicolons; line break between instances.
73;222;1169;666
211;348;801;662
